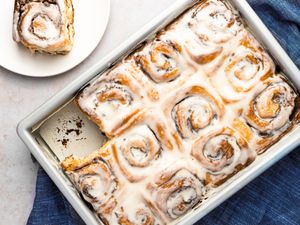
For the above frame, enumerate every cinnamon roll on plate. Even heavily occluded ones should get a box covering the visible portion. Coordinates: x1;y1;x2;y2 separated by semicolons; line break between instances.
13;0;74;54
1;0;109;76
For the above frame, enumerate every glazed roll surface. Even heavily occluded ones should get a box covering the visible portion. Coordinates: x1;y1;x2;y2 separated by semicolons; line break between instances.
61;0;300;224
76;62;149;138
148;163;205;222
13;0;74;54
212;33;275;103
165;85;224;141
62;151;121;219
234;76;299;154
111;111;176;182
191;127;255;185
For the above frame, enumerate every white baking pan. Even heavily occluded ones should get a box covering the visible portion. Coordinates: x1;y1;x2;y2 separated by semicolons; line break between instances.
17;0;300;224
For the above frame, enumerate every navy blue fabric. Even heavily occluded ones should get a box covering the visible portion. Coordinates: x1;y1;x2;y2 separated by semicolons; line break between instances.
27;0;300;224
247;0;300;66
27;168;85;225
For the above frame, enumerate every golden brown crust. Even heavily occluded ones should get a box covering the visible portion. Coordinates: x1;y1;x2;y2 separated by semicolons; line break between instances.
191;127;255;186
13;0;74;54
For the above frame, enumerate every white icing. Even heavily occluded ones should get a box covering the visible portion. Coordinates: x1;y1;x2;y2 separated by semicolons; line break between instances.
189;0;242;43
14;0;70;51
69;158;118;214
246;82;297;133
77;62;146;136
201;134;240;172
32;14;60;39
172;95;219;139
154;168;204;220
113;124;161;181
211;32;275;102
13;12;21;41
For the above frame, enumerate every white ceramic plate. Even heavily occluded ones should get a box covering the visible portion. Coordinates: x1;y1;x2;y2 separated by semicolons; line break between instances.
0;0;110;77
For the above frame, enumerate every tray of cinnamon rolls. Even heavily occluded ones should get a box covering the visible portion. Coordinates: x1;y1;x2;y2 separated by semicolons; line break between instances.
17;0;300;225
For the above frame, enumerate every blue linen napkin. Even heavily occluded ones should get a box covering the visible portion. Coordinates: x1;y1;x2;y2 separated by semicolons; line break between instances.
27;0;300;224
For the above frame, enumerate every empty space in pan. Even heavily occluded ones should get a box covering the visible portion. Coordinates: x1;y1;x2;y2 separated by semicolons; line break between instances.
32;101;107;162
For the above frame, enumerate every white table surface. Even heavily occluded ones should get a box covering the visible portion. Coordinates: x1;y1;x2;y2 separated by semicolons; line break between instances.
0;0;173;223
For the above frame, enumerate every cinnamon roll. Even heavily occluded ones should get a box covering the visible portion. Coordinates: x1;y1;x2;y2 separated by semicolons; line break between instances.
76;62;149;138
165;85;224;140
110;194;165;225
183;31;223;65
149;164;205;221
62;151;120;218
112;125;161;182
181;0;242;66
242;79;299;153
212;34;275;103
13;0;74;54
135;38;190;83
189;0;242;44
112;112;176;182
191;127;255;186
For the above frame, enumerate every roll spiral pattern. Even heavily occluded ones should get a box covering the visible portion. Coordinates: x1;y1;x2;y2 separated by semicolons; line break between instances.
112;125;161;182
213;35;274;103
136;39;186;83
63;155;119;216
13;0;74;54
192;127;255;185
151;166;204;220
170;86;224;139
245;81;297;134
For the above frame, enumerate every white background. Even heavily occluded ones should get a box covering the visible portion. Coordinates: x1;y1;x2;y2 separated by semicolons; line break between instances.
0;0;173;223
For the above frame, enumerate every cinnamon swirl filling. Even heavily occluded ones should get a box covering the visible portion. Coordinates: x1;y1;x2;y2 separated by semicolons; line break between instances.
213;35;275;103
182;0;242;65
245;82;297;134
116;204;165;225
192;127;255;185
118;208;155;225
67;157;118;215
190;0;242;44
112;125;161;182
152;168;204;220
76;63;147;137
96;82;133;107
118;127;160;168
13;0;74;54
183;34;223;65
171;86;224;139
136;39;185;83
